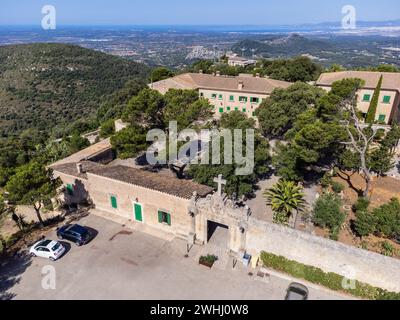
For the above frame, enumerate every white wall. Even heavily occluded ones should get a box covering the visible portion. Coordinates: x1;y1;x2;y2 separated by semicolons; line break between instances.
246;218;400;292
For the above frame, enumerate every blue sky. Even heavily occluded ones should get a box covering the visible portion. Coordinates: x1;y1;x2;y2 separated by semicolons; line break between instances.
0;0;399;26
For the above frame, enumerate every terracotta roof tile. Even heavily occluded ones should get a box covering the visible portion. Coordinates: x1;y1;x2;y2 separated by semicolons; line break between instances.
317;71;400;92
88;165;214;199
51;161;104;179
150;73;292;94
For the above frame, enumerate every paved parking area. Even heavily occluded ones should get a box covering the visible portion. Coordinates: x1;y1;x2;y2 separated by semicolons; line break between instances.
1;214;352;300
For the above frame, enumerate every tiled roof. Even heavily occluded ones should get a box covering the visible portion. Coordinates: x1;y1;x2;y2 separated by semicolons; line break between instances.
88;165;214;199
316;71;400;92
150;73;292;94
51;161;104;179
50;138;112;167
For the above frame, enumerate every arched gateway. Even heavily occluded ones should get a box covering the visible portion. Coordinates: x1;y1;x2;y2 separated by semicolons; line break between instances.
188;190;251;254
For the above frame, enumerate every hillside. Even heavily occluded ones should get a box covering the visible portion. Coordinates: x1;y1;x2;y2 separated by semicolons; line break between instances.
0;43;149;136
232;34;334;58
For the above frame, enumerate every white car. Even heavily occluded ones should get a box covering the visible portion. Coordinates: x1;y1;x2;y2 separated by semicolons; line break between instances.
29;239;66;261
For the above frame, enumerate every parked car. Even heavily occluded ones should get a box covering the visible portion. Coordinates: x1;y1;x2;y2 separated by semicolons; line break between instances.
29;239;66;261
285;282;309;300
57;224;91;246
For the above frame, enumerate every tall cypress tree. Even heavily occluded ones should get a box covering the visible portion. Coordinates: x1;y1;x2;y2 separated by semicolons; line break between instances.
366;75;383;124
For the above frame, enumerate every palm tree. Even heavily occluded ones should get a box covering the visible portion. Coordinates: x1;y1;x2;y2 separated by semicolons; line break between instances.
263;180;306;226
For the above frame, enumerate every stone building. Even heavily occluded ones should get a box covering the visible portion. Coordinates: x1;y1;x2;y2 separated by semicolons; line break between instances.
149;72;292;119
50;139;400;292
316;71;400;124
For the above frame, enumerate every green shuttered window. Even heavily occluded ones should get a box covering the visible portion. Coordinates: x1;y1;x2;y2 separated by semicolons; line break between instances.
362;94;371;102
383;96;391;104
158;210;171;226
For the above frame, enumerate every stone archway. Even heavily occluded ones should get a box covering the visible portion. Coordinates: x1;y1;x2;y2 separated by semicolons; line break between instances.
191;192;250;254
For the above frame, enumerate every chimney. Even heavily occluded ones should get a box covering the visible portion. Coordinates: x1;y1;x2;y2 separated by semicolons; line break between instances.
199;69;203;74
76;163;84;174
255;73;260;78
216;71;221;77
238;80;244;90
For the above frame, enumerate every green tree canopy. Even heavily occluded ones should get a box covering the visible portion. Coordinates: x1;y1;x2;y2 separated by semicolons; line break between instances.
261;56;322;82
122;88;166;129
150;67;175;82
373;198;400;239
257;82;324;138
313;192;346;240
5;162;61;226
110;126;148;159
189;111;271;198
163;89;213;129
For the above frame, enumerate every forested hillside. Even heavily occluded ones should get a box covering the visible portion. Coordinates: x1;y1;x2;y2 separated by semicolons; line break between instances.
0;43;149;136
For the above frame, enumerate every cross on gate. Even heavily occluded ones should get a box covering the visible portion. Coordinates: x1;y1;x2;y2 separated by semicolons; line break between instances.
213;174;227;197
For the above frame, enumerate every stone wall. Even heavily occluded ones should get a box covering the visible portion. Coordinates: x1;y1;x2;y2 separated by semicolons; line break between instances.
245;218;400;292
54;173;90;205
86;173;194;238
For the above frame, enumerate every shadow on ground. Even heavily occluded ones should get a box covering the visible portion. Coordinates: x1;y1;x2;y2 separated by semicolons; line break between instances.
0;251;32;300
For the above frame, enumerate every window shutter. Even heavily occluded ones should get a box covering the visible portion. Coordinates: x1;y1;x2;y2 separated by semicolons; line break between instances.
167;213;171;226
111;196;117;209
158;211;163;223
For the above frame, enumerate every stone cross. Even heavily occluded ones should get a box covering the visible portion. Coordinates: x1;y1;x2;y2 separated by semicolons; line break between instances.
213;174;227;197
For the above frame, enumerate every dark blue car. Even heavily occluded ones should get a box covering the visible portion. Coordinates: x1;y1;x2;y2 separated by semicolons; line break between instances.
57;224;91;246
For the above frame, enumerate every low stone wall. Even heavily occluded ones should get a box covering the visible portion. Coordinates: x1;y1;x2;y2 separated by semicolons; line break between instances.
246;218;400;292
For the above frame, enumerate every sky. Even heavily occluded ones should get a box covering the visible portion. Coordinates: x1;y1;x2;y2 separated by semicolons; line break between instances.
0;0;399;26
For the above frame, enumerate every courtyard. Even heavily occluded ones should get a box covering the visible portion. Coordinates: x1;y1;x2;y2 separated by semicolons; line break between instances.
0;213;350;300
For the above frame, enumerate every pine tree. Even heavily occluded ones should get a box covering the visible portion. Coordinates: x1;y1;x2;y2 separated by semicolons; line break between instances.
366;75;383;124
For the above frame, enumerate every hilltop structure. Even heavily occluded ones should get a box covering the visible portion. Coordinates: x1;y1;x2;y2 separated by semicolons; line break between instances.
149;72;292;118
49;138;400;292
317;71;400;125
227;55;257;67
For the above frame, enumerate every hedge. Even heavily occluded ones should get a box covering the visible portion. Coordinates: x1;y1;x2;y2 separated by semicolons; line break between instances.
366;75;383;124
260;251;400;300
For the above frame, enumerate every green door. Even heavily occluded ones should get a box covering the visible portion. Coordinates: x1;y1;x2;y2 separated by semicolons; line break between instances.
134;203;143;222
110;195;118;209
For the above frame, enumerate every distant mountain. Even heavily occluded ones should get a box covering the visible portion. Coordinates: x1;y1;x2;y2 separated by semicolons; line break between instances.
0;43;149;136
231;34;335;58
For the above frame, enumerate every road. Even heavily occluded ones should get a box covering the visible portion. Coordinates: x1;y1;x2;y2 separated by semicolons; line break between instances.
1;214;353;300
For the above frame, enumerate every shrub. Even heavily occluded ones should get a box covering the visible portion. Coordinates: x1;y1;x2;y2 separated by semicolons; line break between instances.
260;251;400;300
354;210;376;238
199;254;218;265
320;172;332;188
381;241;395;257
373;198;400;239
331;181;345;194
99;119;115;138
353;197;370;213
313;192;346;239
